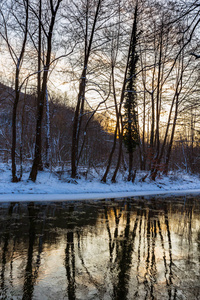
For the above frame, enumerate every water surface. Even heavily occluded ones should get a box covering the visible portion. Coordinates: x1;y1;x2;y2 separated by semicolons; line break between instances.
0;196;200;299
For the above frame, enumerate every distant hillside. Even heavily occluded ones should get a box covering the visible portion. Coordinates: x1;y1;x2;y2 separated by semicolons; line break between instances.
0;82;115;169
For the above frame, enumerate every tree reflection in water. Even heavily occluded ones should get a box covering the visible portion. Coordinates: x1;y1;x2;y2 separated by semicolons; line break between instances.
0;197;200;299
0;203;15;299
65;205;76;300
22;202;37;299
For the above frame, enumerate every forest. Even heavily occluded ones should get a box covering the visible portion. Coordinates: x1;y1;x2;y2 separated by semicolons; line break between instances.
0;0;200;183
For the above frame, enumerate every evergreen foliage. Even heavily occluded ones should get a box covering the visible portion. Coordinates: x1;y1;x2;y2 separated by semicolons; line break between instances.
123;4;139;157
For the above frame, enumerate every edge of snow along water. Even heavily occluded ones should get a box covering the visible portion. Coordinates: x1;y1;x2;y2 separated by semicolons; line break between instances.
1;189;200;202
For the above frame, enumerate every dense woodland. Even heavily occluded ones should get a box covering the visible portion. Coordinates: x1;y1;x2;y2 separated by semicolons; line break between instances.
0;0;200;183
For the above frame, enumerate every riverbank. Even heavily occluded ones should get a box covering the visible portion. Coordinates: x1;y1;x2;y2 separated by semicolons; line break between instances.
1;163;200;201
1;189;200;202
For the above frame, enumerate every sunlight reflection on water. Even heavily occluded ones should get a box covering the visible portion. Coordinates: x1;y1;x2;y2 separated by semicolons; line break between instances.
0;196;200;299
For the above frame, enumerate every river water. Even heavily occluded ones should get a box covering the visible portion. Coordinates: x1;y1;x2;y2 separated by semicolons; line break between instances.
0;196;200;300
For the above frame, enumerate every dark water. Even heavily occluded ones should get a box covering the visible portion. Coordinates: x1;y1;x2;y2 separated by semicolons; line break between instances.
0;196;200;300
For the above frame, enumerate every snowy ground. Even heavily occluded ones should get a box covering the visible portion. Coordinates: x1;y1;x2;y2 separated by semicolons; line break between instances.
1;162;200;202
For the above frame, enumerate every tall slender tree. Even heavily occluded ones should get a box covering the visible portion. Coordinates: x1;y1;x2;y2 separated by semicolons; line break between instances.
101;1;139;183
71;0;102;178
0;0;29;182
29;0;62;182
123;1;139;182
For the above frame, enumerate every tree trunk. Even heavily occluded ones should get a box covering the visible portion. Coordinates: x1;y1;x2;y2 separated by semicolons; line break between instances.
11;88;20;182
164;98;178;175
128;151;133;181
71;0;102;178
111;114;123;183
29;0;61;181
101;123;118;183
71;68;86;178
11;0;29;182
101;65;120;183
45;88;50;168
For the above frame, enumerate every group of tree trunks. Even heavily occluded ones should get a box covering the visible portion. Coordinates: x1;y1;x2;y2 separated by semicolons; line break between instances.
0;0;200;182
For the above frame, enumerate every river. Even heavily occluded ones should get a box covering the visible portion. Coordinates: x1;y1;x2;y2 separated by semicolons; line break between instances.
0;196;200;299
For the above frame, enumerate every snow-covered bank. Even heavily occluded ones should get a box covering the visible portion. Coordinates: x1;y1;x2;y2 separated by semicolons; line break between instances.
1;163;200;202
1;189;200;203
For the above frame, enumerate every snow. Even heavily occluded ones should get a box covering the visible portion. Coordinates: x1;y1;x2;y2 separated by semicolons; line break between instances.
1;162;200;202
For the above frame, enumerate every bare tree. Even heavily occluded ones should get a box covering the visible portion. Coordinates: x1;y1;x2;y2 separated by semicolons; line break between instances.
0;0;29;182
29;0;62;182
70;0;103;178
